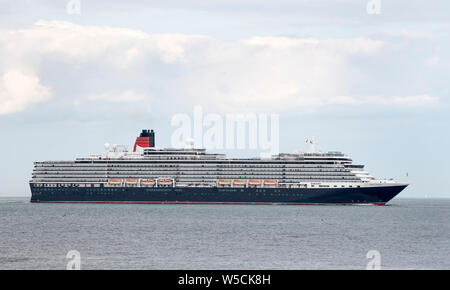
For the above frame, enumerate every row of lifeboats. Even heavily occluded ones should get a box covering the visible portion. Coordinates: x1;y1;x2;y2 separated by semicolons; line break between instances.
108;178;173;185
108;179;278;186
218;179;278;185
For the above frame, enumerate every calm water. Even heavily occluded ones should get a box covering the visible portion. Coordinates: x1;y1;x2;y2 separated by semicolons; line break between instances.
0;197;449;270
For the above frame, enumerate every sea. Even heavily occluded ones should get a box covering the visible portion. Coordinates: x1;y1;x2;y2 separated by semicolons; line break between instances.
0;197;449;270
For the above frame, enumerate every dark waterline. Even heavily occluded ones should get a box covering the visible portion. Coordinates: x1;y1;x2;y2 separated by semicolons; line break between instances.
0;197;449;269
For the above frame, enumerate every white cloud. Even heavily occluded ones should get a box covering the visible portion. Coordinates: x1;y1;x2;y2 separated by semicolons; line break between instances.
0;20;206;70
377;29;428;39
365;94;439;106
244;37;384;55
88;90;150;103
0;70;51;114
0;20;440;115
176;36;386;111
28;20;207;68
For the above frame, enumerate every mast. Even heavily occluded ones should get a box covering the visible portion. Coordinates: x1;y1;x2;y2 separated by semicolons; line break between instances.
308;136;316;153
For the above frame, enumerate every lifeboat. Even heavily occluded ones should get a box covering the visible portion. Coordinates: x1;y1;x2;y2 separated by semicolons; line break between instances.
141;179;155;184
233;180;247;185
263;180;278;184
218;180;232;184
158;178;174;184
125;179;139;184
248;180;262;185
108;179;123;184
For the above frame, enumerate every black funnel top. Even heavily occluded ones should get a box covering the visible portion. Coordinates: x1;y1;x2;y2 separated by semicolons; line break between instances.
139;129;155;147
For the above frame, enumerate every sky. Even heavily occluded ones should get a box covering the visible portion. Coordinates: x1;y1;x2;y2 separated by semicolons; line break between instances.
0;0;449;198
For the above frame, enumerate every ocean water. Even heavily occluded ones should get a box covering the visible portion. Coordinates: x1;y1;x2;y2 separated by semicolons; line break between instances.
0;197;449;270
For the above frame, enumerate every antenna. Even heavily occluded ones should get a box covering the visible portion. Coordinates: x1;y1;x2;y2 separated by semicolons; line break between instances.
308;137;316;153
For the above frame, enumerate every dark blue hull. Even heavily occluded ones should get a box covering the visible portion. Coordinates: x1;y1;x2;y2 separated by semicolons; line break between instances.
30;184;407;205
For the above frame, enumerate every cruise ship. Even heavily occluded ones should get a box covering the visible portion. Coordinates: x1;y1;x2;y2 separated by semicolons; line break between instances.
29;129;408;205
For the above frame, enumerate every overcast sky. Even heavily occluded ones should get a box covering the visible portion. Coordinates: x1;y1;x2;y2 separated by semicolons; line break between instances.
0;0;449;197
